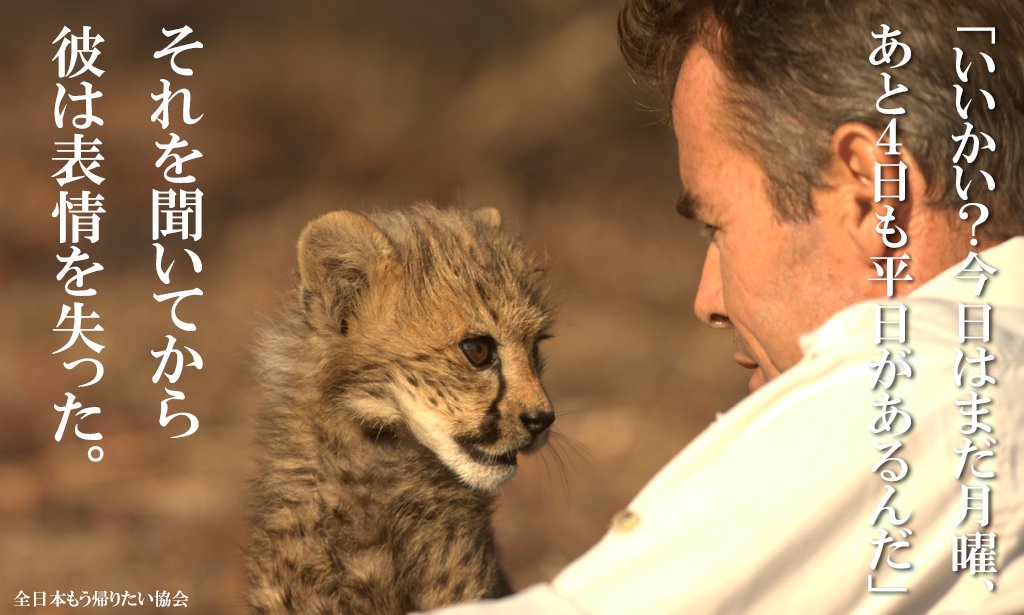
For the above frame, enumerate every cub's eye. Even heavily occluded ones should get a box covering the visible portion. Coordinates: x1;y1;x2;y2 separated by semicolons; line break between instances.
460;336;497;368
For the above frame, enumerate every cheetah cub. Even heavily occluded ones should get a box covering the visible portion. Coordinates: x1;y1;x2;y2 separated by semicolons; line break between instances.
247;204;555;614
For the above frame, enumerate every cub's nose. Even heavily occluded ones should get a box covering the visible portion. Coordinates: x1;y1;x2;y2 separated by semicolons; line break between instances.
519;409;554;436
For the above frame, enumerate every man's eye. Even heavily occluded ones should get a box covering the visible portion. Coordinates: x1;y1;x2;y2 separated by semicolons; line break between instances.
460;336;497;368
699;223;719;239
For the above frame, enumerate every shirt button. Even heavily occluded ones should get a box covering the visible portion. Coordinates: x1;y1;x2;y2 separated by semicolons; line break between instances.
610;509;640;534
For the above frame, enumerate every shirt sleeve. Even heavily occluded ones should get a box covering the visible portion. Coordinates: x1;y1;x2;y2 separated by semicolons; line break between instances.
547;299;1022;614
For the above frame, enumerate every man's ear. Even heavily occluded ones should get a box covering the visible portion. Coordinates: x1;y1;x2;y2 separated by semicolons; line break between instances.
826;122;914;260
297;210;392;333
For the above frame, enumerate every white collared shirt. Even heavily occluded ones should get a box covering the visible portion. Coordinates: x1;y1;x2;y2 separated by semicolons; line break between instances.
425;237;1024;615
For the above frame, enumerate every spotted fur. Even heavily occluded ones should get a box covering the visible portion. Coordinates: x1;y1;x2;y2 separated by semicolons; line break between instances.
247;204;554;614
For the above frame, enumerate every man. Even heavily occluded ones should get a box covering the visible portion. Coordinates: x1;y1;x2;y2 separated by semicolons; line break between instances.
428;0;1023;612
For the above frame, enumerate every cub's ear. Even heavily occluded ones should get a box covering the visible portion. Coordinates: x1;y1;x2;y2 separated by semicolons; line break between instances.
472;207;502;229
297;210;391;333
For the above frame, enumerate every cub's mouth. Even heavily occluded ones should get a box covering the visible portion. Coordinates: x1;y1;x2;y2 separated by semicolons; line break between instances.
461;445;519;467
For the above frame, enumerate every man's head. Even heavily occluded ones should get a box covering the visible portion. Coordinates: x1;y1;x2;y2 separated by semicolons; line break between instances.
619;0;1024;390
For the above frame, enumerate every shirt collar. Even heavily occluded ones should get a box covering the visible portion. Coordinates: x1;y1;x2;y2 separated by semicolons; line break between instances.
799;236;1024;356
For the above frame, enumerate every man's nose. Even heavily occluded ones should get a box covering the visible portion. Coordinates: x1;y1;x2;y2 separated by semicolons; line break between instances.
693;244;731;328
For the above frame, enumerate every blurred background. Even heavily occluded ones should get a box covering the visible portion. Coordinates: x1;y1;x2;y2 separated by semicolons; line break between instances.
1;1;748;612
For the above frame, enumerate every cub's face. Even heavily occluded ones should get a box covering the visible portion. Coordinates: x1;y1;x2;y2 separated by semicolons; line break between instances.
298;206;554;491
377;323;553;491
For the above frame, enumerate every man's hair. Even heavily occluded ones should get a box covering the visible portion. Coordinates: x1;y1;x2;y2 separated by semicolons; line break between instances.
618;0;1024;238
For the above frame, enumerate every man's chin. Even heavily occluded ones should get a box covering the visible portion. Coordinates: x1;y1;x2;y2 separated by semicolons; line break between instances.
748;368;766;393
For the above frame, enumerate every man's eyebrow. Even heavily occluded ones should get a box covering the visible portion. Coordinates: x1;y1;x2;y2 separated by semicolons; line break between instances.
675;185;705;220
